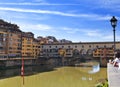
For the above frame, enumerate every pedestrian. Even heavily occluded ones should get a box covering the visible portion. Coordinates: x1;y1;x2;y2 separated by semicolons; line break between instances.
111;52;120;67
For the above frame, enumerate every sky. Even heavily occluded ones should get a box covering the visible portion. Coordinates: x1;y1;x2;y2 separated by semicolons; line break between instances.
0;0;120;42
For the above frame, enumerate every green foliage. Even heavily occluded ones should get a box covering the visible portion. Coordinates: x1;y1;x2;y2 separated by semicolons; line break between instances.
103;81;108;87
95;80;108;87
95;83;103;87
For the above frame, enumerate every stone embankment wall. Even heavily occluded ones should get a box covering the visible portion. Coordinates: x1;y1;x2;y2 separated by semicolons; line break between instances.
0;59;36;68
0;58;62;68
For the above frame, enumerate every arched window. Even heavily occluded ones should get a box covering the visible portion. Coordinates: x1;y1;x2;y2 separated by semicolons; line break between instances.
73;49;80;57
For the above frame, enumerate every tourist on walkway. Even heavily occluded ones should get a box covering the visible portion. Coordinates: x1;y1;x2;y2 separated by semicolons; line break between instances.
110;52;120;67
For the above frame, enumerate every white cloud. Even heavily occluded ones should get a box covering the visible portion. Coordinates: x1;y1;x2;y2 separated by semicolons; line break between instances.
97;0;120;6
34;0;45;2
0;2;44;5
36;24;52;30
86;31;100;37
62;27;80;34
0;0;114;5
14;21;120;41
0;2;86;6
103;35;113;40
17;22;103;38
62;27;102;37
103;34;120;41
1;1;120;11
1;0;119;7
75;0;120;11
0;10;49;21
89;0;120;10
80;29;102;37
0;7;114;20
19;23;52;31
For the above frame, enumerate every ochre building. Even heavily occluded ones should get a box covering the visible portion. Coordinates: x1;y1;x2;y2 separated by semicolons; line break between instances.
0;19;22;59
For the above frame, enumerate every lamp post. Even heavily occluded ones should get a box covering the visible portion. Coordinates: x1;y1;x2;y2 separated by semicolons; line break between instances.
110;16;117;53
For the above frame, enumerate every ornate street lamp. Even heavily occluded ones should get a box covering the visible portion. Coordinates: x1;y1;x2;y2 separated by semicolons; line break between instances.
110;16;117;53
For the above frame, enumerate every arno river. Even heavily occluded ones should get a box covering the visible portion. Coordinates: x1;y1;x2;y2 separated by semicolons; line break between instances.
0;62;107;87
0;65;54;79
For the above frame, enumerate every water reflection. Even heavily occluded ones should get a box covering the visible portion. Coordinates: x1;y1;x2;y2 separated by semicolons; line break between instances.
0;65;54;79
88;64;100;74
0;63;107;87
0;62;100;80
81;77;92;81
74;62;100;81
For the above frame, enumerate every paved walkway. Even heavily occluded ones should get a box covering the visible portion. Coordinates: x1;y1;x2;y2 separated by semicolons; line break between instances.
107;63;120;87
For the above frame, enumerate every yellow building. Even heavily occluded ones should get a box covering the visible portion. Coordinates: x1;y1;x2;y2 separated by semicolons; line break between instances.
93;47;114;58
7;25;22;58
0;19;22;59
0;30;7;58
0;19;40;59
58;48;73;57
22;32;34;58
32;39;40;58
22;32;40;59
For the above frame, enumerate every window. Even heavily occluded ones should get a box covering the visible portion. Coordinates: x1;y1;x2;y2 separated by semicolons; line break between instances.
96;45;99;48
0;47;3;49
50;49;52;52
3;38;6;41
112;45;114;48
104;45;106;48
75;46;77;48
68;46;71;48
56;46;57;48
82;45;84;48
89;45;91;48
27;41;31;44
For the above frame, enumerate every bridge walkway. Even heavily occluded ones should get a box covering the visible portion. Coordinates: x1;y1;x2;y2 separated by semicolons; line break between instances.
107;63;120;87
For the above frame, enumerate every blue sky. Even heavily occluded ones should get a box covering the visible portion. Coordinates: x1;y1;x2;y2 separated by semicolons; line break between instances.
0;0;120;42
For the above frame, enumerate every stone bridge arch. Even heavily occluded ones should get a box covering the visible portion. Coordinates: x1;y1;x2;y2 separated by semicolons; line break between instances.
87;49;93;55
80;49;87;55
73;49;80;58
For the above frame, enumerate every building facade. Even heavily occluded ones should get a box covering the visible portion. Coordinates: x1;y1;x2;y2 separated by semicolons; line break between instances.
22;32;40;59
0;29;7;58
32;39;40;58
93;47;114;58
0;20;22;59
40;42;120;58
1;19;120;60
7;25;22;58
